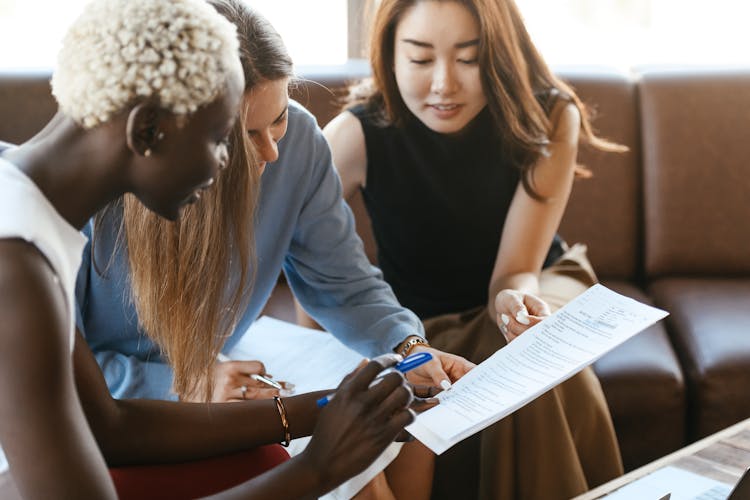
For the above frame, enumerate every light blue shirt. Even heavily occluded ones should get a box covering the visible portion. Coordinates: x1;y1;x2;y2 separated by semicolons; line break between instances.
75;101;423;400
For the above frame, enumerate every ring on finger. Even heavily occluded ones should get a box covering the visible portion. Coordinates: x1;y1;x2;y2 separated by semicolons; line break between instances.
240;385;248;400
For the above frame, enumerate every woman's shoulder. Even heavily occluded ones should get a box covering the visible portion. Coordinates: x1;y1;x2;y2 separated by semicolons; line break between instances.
534;87;580;144
323;110;367;175
536;87;568;112
549;99;581;146
346;102;369;120
346;100;391;129
281;100;327;152
287;99;318;129
324;109;365;148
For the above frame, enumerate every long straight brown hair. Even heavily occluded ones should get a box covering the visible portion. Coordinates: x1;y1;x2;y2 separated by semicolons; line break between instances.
121;122;257;401
357;0;625;199
96;0;294;401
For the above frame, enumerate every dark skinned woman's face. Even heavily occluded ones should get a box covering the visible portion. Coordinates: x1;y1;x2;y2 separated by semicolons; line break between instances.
133;70;244;221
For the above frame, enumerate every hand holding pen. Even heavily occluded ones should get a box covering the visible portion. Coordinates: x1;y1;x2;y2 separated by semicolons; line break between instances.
207;354;295;402
302;354;416;490
317;352;434;408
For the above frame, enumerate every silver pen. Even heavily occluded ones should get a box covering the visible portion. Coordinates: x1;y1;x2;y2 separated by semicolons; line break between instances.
251;373;283;390
217;353;292;391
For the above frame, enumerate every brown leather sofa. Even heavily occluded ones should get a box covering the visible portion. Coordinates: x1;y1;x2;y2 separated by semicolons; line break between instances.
1;65;748;473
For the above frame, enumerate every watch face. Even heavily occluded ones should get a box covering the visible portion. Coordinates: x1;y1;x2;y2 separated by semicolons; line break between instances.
401;337;428;357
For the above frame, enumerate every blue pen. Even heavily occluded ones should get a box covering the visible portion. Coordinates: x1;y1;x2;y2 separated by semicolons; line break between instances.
316;352;433;408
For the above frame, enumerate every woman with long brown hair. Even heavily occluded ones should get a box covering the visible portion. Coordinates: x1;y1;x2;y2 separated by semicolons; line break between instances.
317;0;628;497
78;0;470;407
74;3;470;497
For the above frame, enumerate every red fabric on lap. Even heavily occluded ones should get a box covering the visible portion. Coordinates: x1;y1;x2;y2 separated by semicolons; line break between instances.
110;445;290;499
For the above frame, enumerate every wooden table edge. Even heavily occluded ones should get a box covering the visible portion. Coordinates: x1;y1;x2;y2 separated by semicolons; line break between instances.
573;417;750;500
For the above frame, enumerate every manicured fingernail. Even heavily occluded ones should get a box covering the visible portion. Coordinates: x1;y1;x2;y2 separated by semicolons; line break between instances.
440;379;452;391
426;397;440;404
516;310;530;325
500;313;510;325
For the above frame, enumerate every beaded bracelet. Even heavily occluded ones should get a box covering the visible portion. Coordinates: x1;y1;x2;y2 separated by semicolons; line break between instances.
273;395;291;447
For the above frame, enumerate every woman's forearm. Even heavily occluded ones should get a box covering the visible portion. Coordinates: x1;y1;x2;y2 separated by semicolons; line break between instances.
75;329;325;466
97;391;326;466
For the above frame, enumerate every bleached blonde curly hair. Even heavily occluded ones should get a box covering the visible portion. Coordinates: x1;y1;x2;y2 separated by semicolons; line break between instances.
51;0;242;129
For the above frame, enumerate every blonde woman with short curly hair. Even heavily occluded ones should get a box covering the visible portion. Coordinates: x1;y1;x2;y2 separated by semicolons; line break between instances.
51;0;242;128
0;0;416;498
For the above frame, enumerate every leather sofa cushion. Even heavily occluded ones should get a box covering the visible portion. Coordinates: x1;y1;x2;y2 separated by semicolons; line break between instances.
650;278;750;441
594;281;685;470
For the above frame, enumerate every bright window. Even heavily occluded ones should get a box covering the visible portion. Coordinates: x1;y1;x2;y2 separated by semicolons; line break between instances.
517;0;750;67
0;0;348;69
0;0;748;69
0;0;86;69
252;0;348;65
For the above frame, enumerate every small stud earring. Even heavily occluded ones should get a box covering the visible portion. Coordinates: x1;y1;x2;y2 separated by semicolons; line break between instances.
144;148;152;158
156;132;164;141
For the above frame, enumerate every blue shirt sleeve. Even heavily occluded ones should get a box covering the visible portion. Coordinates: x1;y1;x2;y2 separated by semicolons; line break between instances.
280;105;424;357
75;218;177;400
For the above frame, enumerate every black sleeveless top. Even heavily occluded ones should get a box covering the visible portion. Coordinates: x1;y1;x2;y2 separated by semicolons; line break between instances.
352;104;564;320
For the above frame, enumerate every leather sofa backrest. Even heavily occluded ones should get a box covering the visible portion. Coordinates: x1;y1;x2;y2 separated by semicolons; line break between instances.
557;69;641;281
290;61;370;129
7;67;747;282
0;71;56;144
639;68;750;277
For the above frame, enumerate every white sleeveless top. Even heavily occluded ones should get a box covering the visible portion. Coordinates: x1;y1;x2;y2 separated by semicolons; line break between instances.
0;156;87;473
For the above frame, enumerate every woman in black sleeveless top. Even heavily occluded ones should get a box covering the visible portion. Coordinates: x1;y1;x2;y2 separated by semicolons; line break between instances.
306;1;628;498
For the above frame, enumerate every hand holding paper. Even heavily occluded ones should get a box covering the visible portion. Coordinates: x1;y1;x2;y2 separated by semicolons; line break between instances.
407;284;669;455
495;289;551;342
404;345;474;392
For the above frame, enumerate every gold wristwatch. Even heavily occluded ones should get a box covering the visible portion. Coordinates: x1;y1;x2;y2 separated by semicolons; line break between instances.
394;335;429;358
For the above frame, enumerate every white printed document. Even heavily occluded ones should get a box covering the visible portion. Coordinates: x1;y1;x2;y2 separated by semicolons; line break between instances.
406;284;669;455
226;316;403;500
603;466;732;500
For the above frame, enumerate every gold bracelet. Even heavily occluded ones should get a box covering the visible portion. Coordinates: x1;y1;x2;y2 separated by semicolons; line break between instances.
396;335;429;358
273;396;291;447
